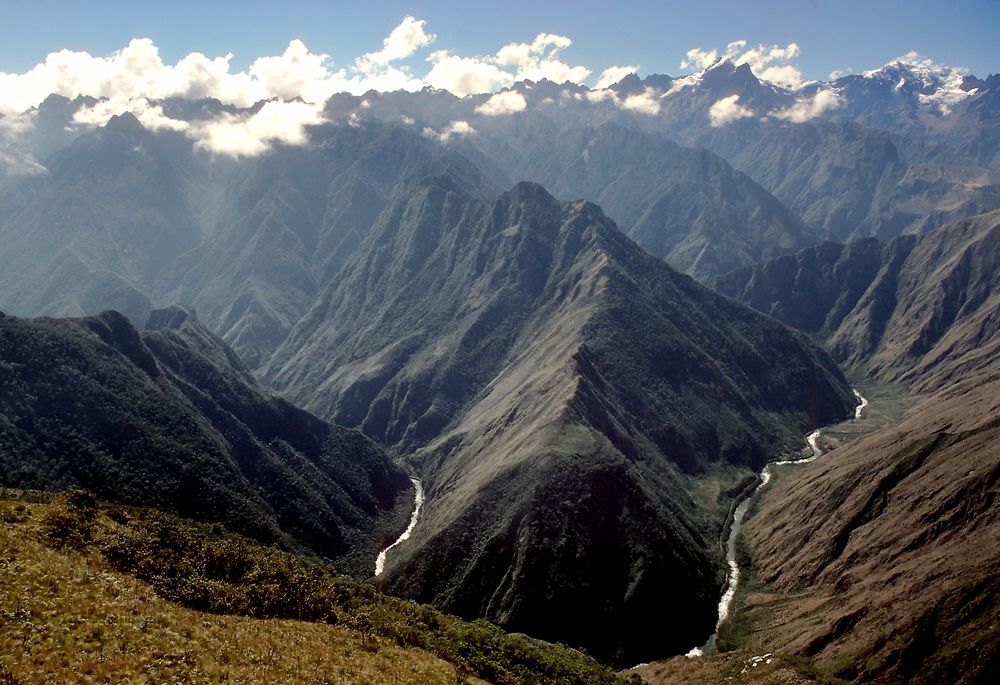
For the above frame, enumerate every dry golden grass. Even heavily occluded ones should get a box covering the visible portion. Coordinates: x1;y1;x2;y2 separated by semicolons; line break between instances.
0;500;486;684
626;651;818;685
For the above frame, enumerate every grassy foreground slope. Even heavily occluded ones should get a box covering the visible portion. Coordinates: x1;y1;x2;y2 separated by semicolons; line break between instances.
0;491;634;685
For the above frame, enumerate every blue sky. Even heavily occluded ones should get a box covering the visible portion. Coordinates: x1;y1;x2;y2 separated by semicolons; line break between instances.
2;0;998;80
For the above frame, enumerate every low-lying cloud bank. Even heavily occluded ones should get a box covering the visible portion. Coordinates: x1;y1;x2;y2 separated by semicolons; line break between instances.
0;18;966;159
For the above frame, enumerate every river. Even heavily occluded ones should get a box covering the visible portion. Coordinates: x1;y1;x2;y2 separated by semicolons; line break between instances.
374;477;424;577
687;388;868;657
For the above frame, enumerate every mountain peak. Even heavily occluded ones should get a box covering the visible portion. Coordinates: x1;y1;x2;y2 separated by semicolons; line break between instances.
145;303;199;331
506;179;556;202
101;111;155;144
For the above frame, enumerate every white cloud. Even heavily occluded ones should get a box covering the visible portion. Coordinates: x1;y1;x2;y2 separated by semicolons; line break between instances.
422;120;475;142
681;47;719;71
0;111;37;137
829;67;854;80
74;97;189;132
584;89;618;103
738;42;800;72
191;100;327;156
772;90;841;123
249;39;339;102
595;65;638;89
681;39;804;88
681;40;747;70
708;94;753;127
424;32;590;96
0;16;441;118
495;33;590;84
620;88;660;115
358;16;435;68
0;149;48;175
0;39;270;115
0;16;610;127
757;64;803;89
425;51;513;96
475;90;527;116
0;111;48;175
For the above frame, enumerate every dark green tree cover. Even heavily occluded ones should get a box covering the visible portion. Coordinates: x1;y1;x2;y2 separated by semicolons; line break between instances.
0;308;410;573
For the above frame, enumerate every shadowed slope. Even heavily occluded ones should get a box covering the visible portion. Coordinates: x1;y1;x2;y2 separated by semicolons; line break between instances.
264;179;855;664
0;307;409;573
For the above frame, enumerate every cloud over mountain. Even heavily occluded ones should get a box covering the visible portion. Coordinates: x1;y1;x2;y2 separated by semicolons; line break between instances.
708;94;753;126
681;39;804;88
475;90;527;116
0;17;981;159
772;90;841;123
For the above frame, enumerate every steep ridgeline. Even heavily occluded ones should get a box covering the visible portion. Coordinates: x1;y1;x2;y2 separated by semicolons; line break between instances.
0;306;410;574
700;118;1000;243
460;120;808;281
264;179;856;664
717;210;1000;392
0;114;498;368
0;112;198;327
164;121;499;368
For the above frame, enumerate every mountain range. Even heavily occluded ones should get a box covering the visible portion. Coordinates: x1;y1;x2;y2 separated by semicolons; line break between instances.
717;210;1000;392
0;47;998;681
263;177;853;663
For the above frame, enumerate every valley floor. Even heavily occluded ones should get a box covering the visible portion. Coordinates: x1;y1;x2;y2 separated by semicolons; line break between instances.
625;382;921;684
634;378;999;684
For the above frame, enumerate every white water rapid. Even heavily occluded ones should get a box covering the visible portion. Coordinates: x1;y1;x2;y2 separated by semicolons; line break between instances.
374;477;424;577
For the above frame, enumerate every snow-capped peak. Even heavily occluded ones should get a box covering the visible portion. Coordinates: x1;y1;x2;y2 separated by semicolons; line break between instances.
860;52;975;114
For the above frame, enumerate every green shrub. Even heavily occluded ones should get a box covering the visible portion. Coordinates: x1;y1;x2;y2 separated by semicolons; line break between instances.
95;508;630;684
40;489;98;550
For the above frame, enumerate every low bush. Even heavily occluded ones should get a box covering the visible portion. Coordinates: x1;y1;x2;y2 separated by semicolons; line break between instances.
92;506;632;685
39;489;98;550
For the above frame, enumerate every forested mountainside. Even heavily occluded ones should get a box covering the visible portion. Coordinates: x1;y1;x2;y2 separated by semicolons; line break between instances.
0;306;410;574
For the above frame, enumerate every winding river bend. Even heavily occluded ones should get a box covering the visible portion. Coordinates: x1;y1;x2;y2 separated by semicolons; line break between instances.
688;388;868;657
374;477;424;577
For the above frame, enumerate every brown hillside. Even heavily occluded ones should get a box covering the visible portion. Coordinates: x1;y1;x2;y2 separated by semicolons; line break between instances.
740;380;1000;684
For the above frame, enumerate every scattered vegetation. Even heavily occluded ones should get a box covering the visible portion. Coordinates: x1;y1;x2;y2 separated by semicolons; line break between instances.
5;491;636;684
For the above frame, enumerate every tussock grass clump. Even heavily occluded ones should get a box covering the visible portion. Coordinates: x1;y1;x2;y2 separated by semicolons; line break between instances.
39;488;98;550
